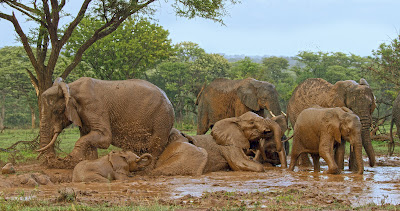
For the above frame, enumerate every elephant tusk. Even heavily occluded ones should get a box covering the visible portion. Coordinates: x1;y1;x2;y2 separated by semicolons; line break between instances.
36;133;59;152
269;110;276;117
281;111;287;117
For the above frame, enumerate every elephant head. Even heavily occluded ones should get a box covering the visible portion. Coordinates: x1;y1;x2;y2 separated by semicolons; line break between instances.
328;79;376;167
37;78;80;156
325;107;364;174
237;79;282;117
109;151;153;172
211;111;286;168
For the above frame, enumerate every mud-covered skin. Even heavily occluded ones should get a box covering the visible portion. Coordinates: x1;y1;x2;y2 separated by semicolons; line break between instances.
153;112;287;175
196;78;282;135
289;106;364;174
287;78;376;169
38;77;174;168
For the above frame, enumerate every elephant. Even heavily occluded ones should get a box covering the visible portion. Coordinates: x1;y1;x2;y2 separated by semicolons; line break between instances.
196;78;282;135
288;106;364;174
36;77;174;168
286;78;376;169
72;151;152;182
153;112;287;176
389;92;400;155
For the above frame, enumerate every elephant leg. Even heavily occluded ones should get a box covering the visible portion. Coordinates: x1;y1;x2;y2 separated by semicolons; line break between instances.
220;145;264;172
319;146;339;174
311;154;321;172
288;150;302;171
348;147;358;172
70;130;112;161
334;141;345;170
297;154;313;167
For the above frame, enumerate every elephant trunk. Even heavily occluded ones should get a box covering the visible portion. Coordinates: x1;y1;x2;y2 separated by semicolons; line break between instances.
360;116;376;167
38;114;56;155
265;101;282;117
136;153;153;168
268;120;287;168
353;140;364;174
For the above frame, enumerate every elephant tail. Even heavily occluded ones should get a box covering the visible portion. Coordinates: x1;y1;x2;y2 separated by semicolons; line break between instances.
389;116;395;156
195;83;206;105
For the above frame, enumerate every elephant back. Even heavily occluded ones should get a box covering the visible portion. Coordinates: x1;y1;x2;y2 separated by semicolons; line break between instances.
192;135;230;173
287;78;333;126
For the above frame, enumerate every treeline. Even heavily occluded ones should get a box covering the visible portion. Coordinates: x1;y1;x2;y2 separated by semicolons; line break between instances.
0;17;399;130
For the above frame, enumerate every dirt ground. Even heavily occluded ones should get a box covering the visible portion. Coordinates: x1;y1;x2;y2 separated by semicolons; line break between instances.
1;156;400;209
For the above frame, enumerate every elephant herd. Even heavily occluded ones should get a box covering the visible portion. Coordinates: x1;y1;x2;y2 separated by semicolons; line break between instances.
37;76;383;183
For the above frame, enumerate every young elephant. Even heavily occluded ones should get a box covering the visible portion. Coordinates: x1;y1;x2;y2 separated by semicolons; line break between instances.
289;106;364;174
153;111;287;175
72;151;152;182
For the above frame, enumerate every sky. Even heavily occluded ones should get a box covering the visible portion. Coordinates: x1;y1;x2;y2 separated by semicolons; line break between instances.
1;0;399;57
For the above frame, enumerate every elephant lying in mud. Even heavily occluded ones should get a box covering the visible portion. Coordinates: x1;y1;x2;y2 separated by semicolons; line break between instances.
289;106;364;174
152;112;287;176
72;151;152;182
37;77;174;169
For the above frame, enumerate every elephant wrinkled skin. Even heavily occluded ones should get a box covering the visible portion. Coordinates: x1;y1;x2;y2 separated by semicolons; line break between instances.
153;112;287;176
196;78;282;135
72;151;152;182
287;78;376;169
389;92;400;155
289;106;364;174
37;77;174;168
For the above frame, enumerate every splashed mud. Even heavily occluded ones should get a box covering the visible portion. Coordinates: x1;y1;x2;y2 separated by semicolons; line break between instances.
1;156;400;208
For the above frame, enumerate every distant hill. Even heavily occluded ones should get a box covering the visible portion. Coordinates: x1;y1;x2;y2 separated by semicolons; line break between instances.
219;54;300;67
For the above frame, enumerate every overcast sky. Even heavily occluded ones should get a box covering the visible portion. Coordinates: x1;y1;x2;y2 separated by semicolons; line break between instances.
1;0;399;57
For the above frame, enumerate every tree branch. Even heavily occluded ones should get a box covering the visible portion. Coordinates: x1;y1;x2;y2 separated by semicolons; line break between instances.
0;12;38;71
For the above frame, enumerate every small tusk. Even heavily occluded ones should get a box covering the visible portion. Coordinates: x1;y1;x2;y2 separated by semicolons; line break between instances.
36;133;59;152
269;110;276;117
281;111;287;117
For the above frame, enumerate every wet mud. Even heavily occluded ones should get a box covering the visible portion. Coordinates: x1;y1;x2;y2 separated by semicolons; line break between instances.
1;156;400;208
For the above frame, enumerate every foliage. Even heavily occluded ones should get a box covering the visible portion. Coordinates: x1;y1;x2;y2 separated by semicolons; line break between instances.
64;16;174;80
369;34;400;91
0;47;38;128
151;42;230;121
229;57;261;79
0;0;239;108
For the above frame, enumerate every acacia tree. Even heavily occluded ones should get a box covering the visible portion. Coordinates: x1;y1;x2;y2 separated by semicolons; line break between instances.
0;0;238;109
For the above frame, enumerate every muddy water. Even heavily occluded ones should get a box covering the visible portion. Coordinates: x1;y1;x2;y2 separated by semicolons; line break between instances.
1;159;400;207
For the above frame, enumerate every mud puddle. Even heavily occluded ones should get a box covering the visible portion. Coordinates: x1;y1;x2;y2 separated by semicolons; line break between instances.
1;157;400;207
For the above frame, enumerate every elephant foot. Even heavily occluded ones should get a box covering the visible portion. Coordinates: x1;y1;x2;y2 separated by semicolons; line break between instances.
324;168;340;175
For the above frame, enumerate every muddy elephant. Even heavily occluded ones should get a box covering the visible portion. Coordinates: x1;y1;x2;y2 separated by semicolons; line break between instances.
153;112;287;175
72;151;152;182
389;92;400;155
37;77;174;168
289;106;364;174
196;78;282;135
287;78;376;169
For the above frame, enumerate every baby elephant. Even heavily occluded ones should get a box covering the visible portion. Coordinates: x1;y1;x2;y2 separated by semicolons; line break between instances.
289;106;364;174
72;151;152;182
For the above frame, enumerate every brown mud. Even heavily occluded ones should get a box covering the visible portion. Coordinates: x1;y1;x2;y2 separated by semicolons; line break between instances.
1;156;400;208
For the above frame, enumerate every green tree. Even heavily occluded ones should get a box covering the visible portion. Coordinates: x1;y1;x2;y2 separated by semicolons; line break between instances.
259;56;290;83
151;42;230;121
229;57;260;79
0;0;238;111
0;46;38;128
64;16;174;80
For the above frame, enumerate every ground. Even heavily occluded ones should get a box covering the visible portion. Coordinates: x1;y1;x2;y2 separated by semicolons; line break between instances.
1;155;400;210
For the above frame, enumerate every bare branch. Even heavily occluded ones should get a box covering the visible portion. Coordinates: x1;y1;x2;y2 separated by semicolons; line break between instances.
0;12;38;71
3;1;45;25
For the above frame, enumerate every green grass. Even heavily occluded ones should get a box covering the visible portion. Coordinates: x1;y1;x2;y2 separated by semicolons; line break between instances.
1;124;399;166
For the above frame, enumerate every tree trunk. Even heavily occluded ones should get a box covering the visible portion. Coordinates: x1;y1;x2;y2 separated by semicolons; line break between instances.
30;105;36;129
0;94;5;130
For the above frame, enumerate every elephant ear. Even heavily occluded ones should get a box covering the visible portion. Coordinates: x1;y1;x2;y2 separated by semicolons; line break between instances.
329;80;354;107
323;110;341;143
108;151;129;172
237;81;260;111
211;117;250;149
54;78;82;127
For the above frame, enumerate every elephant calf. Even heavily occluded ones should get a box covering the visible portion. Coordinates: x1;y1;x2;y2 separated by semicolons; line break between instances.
72;151;152;182
289;106;364;174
